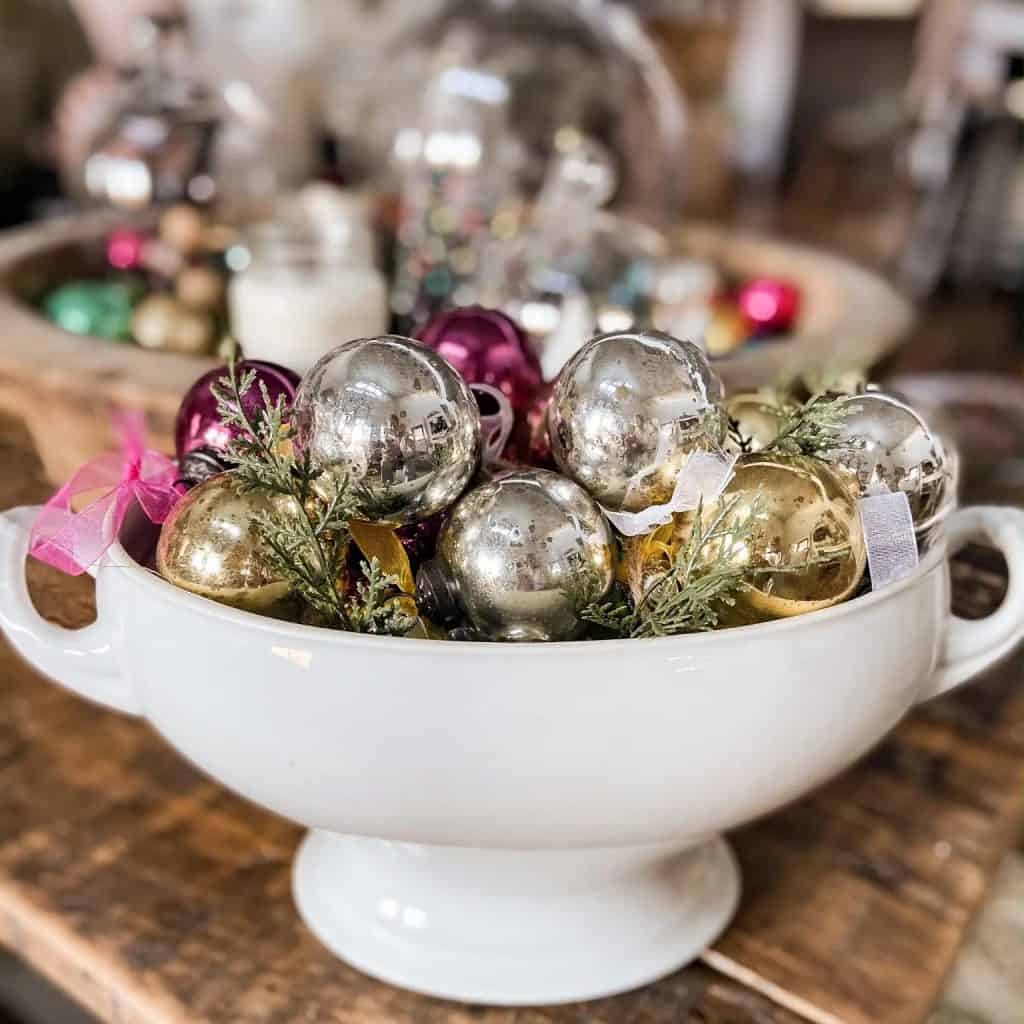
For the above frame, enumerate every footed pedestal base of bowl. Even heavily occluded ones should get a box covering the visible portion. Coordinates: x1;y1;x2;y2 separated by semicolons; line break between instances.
292;831;740;1006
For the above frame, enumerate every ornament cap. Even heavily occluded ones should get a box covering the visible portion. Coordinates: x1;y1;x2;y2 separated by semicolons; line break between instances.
415;558;462;627
447;626;482;643
178;446;230;488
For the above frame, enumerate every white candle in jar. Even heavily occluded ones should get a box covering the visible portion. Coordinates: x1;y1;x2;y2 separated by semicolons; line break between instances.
228;193;389;374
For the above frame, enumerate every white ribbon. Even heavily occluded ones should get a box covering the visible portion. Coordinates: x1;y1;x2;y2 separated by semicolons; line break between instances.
602;449;738;537
471;384;515;468
857;489;918;589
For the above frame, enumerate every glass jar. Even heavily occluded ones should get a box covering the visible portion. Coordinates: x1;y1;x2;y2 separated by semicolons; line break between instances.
228;190;390;375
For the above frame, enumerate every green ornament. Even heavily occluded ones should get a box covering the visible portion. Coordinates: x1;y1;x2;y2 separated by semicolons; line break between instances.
43;279;139;342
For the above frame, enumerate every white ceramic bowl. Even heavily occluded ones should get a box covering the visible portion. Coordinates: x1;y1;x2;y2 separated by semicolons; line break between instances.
2;504;1023;1006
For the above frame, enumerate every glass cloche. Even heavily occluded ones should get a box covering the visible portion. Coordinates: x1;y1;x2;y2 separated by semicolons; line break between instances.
323;0;687;333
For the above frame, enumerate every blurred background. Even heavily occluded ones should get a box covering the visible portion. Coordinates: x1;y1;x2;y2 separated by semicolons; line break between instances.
1;2;1023;1021
1;0;1022;506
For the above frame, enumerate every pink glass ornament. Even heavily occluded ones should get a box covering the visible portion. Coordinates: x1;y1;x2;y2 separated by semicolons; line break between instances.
107;229;146;271
174;360;299;460
416;307;543;415
504;382;555;468
737;277;801;335
30;411;181;576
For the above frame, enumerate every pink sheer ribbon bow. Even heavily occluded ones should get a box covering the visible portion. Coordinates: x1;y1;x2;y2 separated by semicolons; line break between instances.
30;411;182;576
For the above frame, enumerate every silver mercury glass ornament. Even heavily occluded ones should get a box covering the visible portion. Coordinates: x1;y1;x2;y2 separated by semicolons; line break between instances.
292;335;481;526
547;329;727;512
416;468;615;642
831;391;952;536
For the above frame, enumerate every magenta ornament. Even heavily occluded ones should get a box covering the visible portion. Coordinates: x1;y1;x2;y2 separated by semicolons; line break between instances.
174;360;299;460
416;307;543;415
737;277;801;335
107;228;147;271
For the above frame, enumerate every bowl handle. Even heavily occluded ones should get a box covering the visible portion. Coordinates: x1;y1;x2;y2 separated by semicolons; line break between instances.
919;506;1024;702
0;506;141;716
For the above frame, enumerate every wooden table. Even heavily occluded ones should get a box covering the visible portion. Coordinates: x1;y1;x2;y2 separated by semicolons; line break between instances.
0;406;1022;1024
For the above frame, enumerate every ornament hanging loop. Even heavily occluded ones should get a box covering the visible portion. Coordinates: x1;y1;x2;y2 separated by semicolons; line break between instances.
471;383;515;469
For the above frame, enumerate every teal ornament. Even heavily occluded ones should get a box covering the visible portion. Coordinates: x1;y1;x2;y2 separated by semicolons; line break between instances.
44;279;142;342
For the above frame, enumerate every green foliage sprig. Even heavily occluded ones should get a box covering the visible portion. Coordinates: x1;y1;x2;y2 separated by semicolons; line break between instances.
210;361;412;636
583;495;757;639
583;488;853;640
761;392;862;460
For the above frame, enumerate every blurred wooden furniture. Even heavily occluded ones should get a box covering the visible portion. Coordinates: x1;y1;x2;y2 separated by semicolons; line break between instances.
0;407;1021;1024
0;214;216;485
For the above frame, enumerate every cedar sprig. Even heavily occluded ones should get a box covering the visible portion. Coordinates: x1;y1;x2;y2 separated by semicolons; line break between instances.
583;495;756;639
761;392;862;460
583;489;851;639
346;558;417;636
210;360;411;636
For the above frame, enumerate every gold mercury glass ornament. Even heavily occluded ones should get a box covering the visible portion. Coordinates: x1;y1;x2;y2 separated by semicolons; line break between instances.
132;294;215;354
157;473;300;615
665;453;867;625
726;393;791;453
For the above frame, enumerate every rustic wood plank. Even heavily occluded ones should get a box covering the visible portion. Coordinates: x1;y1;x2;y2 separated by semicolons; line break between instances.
940;852;1024;1023
0;400;1021;1024
705;552;1024;1024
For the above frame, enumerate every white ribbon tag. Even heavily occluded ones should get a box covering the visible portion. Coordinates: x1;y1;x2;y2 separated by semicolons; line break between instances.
857;490;918;589
602;450;738;538
471;384;515;468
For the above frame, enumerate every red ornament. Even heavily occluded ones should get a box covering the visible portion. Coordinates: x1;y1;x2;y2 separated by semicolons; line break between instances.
737;278;801;335
416;306;544;415
107;229;146;271
504;383;556;468
174;360;300;460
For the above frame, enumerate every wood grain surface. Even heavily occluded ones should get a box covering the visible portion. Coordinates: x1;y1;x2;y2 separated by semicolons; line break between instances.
0;409;1021;1024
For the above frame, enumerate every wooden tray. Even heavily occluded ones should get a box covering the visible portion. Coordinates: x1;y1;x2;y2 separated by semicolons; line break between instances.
0;214;217;484
682;223;916;392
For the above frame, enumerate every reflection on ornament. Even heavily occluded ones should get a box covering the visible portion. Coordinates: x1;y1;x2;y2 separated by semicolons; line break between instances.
418;468;614;641
673;453;866;624
157;473;299;615
726;393;790;453
174;360;299;461
548;329;727;512
292;336;481;525
830;392;951;531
